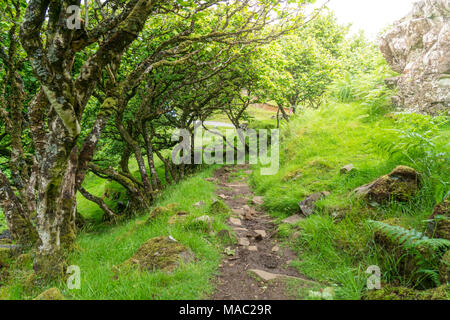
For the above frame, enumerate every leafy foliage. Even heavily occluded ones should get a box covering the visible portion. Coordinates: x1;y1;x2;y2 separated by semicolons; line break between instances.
369;220;450;286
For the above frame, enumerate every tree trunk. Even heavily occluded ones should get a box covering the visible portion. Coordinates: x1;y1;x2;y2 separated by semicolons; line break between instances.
142;123;162;191
0;170;37;247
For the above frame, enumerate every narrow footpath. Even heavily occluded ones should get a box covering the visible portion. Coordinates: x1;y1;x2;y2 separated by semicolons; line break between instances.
211;165;315;300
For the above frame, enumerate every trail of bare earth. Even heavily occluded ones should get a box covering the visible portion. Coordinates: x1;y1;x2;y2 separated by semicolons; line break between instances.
211;165;316;300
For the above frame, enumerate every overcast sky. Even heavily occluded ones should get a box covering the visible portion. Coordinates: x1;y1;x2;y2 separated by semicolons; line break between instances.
313;0;417;39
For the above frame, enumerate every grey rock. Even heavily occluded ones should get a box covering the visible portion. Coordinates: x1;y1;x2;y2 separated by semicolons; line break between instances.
380;0;450;115
298;192;330;217
238;237;250;246
229;217;242;226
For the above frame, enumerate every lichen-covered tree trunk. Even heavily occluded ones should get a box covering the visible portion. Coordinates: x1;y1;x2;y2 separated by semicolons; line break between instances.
16;0;160;278
33;117;78;276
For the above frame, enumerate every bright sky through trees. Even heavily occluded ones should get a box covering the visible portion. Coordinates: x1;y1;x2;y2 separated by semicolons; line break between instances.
314;0;417;39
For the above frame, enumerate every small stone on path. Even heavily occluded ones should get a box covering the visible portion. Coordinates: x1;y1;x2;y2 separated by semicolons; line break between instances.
229;217;242;226
239;238;250;246
254;230;267;238
252;196;264;205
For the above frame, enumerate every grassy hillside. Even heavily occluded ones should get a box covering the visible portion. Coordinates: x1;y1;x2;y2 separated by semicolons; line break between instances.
1;101;448;300
250;101;449;299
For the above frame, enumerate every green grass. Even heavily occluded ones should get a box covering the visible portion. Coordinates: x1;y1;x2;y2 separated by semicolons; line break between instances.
1;99;447;300
3;165;236;300
0;210;6;233
250;101;449;299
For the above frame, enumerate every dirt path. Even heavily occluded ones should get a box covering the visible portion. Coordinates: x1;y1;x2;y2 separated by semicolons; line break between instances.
211;165;314;300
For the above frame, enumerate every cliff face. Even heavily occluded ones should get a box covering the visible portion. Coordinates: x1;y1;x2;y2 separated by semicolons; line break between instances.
380;0;450;115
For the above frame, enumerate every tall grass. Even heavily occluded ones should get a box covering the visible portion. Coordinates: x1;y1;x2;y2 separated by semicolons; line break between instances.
250;100;449;299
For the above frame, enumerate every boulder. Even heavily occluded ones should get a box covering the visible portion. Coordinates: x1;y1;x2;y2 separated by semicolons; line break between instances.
426;197;450;240
298;192;330;217
119;236;194;273
353;166;420;203
33;288;65;300
379;0;450;115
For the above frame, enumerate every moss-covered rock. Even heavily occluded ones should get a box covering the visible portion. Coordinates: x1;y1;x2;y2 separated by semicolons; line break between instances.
427;197;450;240
33;287;65;300
354;166;420;203
119;236;194;273
209;200;231;214
439;250;450;284
365;284;450;300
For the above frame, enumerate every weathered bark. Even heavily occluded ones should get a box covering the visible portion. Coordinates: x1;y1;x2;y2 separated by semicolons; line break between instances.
116;120;153;197
89;163;150;214
18;0;161;278
142;123;162;191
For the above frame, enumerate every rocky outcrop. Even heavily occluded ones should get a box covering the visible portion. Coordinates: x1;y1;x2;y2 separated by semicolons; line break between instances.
380;0;450;115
